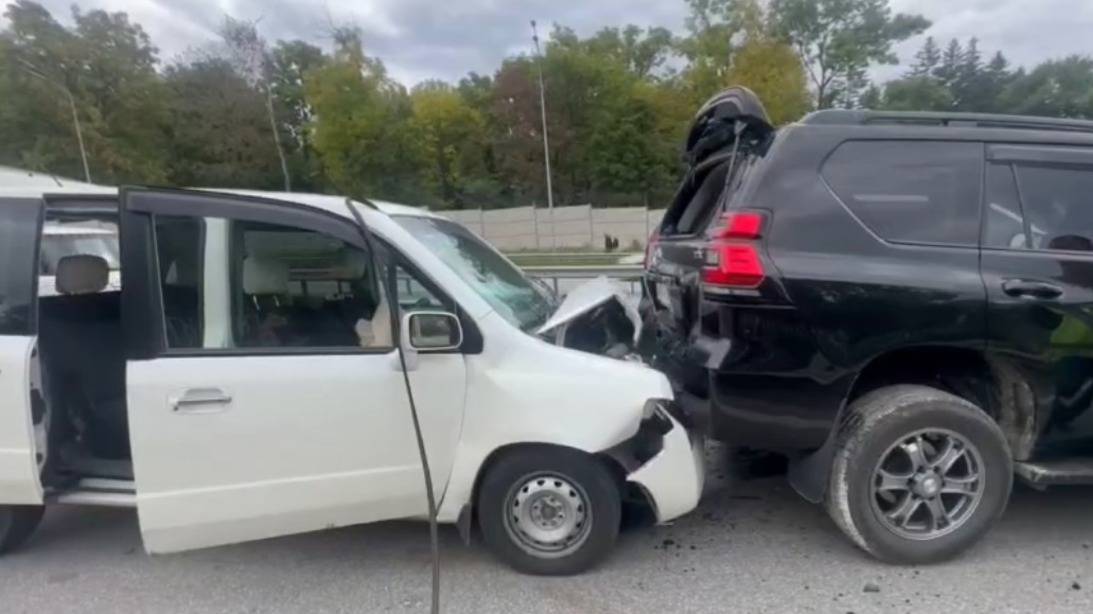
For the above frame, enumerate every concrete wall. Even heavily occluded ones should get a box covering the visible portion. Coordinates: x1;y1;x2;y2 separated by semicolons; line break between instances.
445;205;666;251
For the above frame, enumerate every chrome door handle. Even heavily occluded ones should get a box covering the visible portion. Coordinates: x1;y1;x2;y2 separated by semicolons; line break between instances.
1001;279;1063;299
171;388;233;412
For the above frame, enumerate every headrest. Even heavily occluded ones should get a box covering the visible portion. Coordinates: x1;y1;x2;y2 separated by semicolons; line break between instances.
336;249;371;279
55;255;109;295
242;257;289;295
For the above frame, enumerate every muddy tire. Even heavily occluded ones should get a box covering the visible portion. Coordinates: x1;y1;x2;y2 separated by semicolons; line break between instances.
478;446;621;575
0;505;45;554
826;385;1012;564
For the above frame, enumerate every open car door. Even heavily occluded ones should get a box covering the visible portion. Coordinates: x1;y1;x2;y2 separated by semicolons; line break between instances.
0;197;46;504
119;188;466;553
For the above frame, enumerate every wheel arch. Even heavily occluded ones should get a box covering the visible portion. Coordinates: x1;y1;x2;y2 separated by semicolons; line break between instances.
468;443;625;519
789;345;1038;503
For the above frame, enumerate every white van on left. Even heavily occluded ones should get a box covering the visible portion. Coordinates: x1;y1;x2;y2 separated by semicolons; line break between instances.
0;180;704;575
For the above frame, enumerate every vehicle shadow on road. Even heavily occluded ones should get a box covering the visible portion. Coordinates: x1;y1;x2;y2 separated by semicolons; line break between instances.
6;443;1092;613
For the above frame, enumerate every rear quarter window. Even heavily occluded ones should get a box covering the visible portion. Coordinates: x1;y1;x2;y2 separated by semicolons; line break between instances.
822;140;982;246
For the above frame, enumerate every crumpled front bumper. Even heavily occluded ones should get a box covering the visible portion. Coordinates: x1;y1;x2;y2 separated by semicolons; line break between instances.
620;407;705;523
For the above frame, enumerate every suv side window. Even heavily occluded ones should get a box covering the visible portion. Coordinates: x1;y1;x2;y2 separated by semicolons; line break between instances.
822;141;982;246
983;163;1027;249
1014;164;1093;252
0;201;43;335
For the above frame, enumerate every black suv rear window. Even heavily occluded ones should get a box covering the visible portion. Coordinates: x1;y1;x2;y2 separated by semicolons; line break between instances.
822;141;981;246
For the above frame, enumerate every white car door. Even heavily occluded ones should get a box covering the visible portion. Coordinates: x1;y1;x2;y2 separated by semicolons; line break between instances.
120;188;466;553
0;197;46;504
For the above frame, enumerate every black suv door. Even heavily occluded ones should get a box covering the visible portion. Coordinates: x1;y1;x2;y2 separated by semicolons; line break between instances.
981;144;1093;456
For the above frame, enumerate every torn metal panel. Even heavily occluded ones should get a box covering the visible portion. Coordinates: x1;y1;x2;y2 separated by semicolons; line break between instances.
537;277;643;359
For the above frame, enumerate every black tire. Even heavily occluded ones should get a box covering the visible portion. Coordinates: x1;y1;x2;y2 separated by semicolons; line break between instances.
477;446;621;575
0;505;45;554
826;385;1012;564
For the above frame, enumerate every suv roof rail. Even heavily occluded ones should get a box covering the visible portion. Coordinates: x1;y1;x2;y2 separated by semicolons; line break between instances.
802;109;1093;134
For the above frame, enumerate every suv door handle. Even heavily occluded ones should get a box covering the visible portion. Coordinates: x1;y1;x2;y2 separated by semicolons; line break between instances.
1001;279;1063;299
170;388;233;413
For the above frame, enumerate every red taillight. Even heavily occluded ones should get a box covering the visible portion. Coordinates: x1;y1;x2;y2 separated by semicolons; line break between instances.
702;211;767;289
710;211;765;240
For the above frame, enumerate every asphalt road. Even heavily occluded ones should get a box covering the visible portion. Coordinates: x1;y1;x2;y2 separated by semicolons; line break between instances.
1;444;1091;614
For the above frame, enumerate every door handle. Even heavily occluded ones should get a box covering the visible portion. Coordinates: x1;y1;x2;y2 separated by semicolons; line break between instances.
170;388;233;412
1001;279;1063;299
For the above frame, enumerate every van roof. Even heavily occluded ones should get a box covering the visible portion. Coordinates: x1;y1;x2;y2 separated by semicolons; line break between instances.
0;181;446;222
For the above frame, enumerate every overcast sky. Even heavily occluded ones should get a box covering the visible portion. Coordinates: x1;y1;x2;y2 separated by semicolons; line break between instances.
7;0;1093;86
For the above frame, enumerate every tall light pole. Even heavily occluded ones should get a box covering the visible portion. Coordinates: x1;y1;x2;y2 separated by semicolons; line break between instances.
530;20;556;251
18;59;92;183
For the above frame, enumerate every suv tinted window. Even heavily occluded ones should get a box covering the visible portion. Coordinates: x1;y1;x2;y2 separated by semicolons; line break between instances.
0;201;42;335
663;151;762;236
823;141;981;246
983;163;1027;249
1014;164;1093;252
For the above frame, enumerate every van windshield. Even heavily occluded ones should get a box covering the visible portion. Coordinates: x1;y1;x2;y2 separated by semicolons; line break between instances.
393;215;554;332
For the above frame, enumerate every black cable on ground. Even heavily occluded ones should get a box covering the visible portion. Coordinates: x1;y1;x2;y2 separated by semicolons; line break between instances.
345;198;440;614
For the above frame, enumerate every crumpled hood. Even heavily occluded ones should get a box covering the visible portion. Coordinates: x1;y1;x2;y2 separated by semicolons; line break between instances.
535;276;642;344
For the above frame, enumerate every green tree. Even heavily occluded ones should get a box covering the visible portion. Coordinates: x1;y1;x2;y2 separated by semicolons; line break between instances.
999;56;1093;119
584;25;675;79
769;0;930;108
0;1;169;183
305;31;425;203
910;36;940;76
881;75;954;110
725;37;812;123
162;58;285;188
933;38;963;87
410;84;489;208
268;40;328;190
220;17;292;191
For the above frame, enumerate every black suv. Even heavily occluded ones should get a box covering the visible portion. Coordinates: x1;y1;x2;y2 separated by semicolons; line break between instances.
644;87;1093;564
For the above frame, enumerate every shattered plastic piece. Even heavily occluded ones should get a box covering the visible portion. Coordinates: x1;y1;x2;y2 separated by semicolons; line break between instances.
536;276;642;344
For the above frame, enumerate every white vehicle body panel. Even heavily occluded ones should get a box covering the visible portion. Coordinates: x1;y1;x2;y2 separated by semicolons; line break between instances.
127;351;466;553
0;336;42;504
0;184;704;554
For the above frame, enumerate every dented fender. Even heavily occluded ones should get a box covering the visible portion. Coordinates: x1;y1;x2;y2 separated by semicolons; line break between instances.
436;310;678;523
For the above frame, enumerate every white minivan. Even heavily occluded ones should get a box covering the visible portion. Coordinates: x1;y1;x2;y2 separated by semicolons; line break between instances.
0;186;704;575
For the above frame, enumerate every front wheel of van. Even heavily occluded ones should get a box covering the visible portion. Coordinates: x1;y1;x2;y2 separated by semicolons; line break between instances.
827;385;1012;564
0;505;45;554
477;446;621;575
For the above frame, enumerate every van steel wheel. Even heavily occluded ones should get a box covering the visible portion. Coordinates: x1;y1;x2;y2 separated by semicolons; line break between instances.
827;385;1012;564
478;446;620;575
502;472;593;558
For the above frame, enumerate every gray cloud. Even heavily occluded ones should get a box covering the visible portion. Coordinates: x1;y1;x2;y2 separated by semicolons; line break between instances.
7;0;1093;86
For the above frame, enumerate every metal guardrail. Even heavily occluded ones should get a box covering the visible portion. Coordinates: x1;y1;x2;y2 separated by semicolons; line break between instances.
521;264;645;294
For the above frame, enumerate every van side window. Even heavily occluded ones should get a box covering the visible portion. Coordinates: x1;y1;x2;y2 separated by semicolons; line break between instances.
152;215;393;352
0;201;40;335
230;220;391;350
1013;164;1093;252
822;141;982;246
154;215;205;348
983;163;1027;249
392;264;447;313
